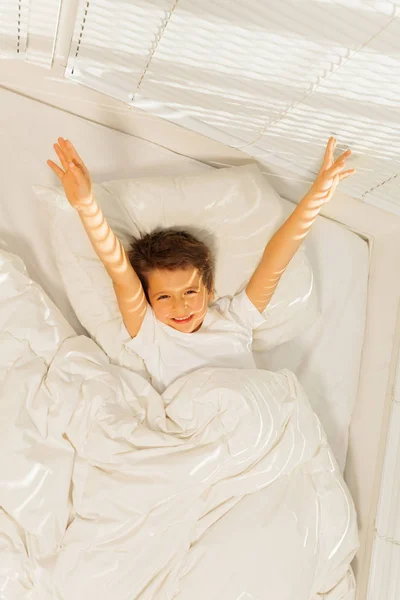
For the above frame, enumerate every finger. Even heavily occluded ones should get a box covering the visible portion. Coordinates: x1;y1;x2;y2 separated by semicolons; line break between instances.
58;137;72;161
58;138;79;169
64;139;86;170
321;137;336;170
338;169;356;181
53;143;69;171
330;137;336;164
329;157;352;176
328;148;352;173
335;149;351;164
67;161;85;183
47;159;65;180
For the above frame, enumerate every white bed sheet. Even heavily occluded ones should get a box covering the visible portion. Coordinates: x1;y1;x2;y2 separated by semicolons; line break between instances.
255;202;369;470
0;86;368;472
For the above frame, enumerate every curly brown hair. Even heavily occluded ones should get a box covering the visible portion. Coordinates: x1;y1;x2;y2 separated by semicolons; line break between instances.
127;227;215;303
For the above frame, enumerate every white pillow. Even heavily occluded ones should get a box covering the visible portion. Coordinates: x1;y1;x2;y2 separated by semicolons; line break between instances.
33;164;319;373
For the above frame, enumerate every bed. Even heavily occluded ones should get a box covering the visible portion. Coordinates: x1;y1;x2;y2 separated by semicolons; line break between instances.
0;85;398;599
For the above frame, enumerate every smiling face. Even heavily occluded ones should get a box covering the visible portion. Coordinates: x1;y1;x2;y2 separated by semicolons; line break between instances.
147;267;214;333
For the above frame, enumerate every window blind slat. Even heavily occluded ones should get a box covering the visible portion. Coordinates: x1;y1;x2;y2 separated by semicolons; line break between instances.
25;0;62;68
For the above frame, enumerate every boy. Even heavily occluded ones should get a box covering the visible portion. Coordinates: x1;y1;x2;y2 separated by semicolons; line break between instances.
47;137;354;392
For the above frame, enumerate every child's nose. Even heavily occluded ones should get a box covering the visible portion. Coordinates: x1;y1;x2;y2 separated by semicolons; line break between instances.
172;297;187;312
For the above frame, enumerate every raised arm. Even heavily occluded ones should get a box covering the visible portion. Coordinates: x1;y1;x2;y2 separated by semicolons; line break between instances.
246;137;355;313
47;137;147;337
76;195;147;336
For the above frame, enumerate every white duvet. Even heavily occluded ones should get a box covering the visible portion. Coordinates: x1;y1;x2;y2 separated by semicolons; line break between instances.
0;249;359;600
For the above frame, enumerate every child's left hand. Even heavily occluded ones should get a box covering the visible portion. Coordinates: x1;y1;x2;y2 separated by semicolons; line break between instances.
308;137;355;204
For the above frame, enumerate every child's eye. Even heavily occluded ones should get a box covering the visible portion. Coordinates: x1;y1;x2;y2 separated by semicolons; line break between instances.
157;291;196;300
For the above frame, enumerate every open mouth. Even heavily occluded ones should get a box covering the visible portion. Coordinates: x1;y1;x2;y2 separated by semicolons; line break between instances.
171;315;194;324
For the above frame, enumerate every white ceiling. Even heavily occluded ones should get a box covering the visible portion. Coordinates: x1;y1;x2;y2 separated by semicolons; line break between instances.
2;0;400;215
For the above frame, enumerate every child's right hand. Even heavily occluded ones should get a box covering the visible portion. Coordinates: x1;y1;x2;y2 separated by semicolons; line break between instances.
47;138;93;211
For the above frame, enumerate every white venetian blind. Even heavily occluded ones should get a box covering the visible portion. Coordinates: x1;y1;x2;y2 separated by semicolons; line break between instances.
0;0;61;68
0;0;29;59
65;0;178;102
65;0;400;215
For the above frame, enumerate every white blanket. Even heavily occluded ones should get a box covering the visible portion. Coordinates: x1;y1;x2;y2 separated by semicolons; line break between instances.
0;250;359;600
